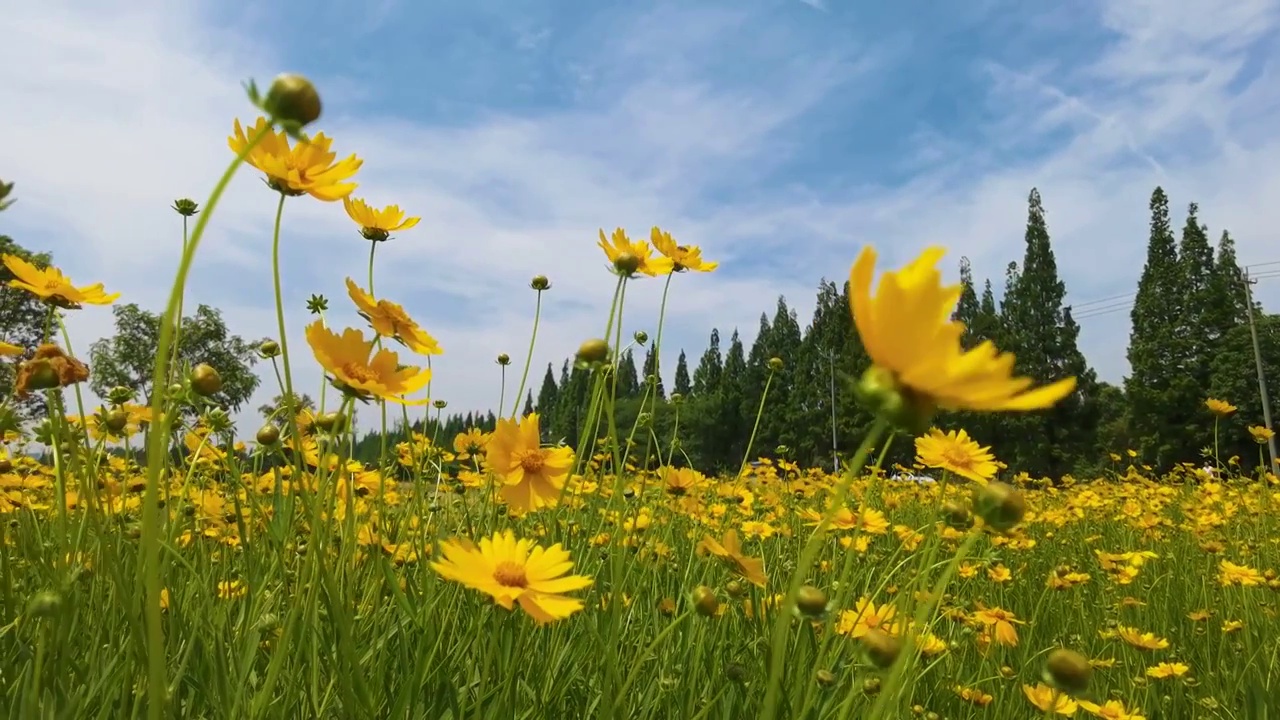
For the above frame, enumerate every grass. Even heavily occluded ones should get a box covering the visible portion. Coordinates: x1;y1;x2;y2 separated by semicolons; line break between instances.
1;92;1276;720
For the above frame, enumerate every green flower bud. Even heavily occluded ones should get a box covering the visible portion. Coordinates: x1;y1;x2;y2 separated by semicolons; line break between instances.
190;364;222;396
691;585;719;617
1044;648;1092;694
576;339;611;367
973;481;1026;532
262;73;322;128
172;198;200;216
530;275;551;291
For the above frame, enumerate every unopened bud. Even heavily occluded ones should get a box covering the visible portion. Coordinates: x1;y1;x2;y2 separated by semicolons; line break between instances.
497;353;511;366
576;339;610;367
259;340;280;358
262;73;322;127
633;330;649;345
1044;648;1092;694
768;357;784;371
973;481;1026;532
691;585;719;617
172;198;200;216
256;424;280;446
530;275;551;291
190;364;222;396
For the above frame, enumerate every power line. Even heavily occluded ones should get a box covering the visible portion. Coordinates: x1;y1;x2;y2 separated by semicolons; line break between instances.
1071;270;1280;322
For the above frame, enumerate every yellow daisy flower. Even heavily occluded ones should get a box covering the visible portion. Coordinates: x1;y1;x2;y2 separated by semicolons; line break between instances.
2;254;119;308
650;227;718;272
342;196;420;242
431;530;592;625
304;321;431;405
228;117;361;201
914;427;998;483
597;228;674;277
849;246;1075;426
344;279;442;356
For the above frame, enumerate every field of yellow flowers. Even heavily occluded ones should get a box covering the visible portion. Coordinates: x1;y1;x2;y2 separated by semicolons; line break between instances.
1;75;1277;719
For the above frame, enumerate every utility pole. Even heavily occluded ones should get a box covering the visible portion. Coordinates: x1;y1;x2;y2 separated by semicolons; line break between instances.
1242;270;1278;471
827;350;839;473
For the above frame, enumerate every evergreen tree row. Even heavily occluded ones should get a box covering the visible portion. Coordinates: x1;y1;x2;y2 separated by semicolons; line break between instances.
353;187;1280;478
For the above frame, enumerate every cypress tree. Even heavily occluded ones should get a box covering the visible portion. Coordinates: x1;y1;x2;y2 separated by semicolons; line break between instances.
535;363;558;416
673;350;692;396
691;329;723;396
616;350;641;398
1204;231;1249;343
1125;187;1190;467
642;345;665;399
523;391;535;418
954;258;982;349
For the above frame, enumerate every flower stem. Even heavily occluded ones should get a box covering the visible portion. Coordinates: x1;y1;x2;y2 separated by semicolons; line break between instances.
140;122;269;720
737;367;776;479
760;419;890;720
510;289;543;418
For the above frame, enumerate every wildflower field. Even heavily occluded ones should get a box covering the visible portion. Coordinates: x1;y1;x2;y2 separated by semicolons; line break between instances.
1;76;1277;719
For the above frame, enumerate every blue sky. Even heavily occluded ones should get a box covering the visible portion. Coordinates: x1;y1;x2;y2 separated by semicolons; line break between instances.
3;0;1280;435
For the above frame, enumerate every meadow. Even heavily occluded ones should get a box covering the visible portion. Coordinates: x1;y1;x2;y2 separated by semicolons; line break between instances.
0;75;1277;720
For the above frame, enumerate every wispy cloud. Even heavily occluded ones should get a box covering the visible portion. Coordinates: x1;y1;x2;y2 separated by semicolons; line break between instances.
3;0;1280;437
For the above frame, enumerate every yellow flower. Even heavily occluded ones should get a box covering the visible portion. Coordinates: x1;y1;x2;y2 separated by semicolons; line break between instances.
649;227;718;272
1022;684;1078;715
597;228;674;277
430;530;592;624
343;196;420;242
228;117;361;201
1115;626;1168;650
1248;425;1275;444
914;427;998;483
485;413;574;514
1205;398;1236;416
1078;699;1145;720
2;254;119;308
1218;559;1265;587
304;321;431;404
971;606;1022;646
836;597;896;638
697;529;767;588
1145;662;1189;679
344;279;442;356
0;341;22;357
848;246;1075;422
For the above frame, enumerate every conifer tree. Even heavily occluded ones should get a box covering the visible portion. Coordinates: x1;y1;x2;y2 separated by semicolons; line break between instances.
954;258;981;348
673;350;692;396
616;350;641;398
535;363;558;416
1126;187;1191;467
691;329;723;396
642;345;665;399
1204;231;1249;343
523;391;535;418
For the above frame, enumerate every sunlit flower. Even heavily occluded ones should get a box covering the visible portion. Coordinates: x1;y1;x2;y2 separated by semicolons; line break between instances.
486;413;574;514
1023;683;1078;715
597;228;674;277
1205;398;1236;416
1218;559;1265;587
848;246;1075;426
1115;626;1168;650
228;117;361;201
836;597;896;638
2;254;119;308
649;227;718;272
914;427;998;483
305;321;431;404
343;196;420;242
431;530;592;624
1078;698;1145;720
344;279;442;356
971;606;1022;646
698;529;767;588
1145;662;1189;679
1248;425;1275;444
0;341;22;357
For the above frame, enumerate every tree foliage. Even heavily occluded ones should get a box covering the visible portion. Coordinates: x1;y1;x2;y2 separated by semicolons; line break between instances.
89;303;266;413
0;235;53;420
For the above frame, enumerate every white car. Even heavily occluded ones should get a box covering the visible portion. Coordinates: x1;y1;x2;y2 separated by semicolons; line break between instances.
892;472;936;484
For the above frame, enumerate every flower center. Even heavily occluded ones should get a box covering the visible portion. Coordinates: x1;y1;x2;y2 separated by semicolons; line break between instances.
514;449;545;474
942;448;974;467
340;362;377;384
493;560;528;588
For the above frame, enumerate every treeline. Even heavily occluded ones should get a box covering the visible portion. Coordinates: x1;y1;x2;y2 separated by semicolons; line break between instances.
356;187;1280;478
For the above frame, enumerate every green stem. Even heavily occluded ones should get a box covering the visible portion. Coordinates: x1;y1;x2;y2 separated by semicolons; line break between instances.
140;122;270;720
736;368;776;478
510;289;543;418
760;419;890;720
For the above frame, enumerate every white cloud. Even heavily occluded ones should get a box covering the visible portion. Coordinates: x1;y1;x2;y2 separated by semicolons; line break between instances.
3;0;1280;442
